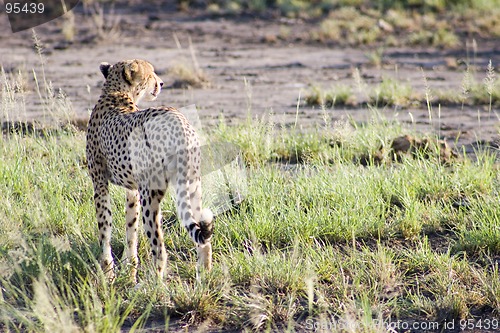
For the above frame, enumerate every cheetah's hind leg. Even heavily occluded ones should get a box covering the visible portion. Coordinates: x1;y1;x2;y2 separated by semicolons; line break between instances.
139;188;167;279
125;189;140;283
93;181;116;282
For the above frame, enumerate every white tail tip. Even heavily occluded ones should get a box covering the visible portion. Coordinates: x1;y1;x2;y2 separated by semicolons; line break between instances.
201;208;214;223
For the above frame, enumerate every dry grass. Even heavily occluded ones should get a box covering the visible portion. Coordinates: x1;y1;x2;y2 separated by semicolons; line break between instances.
82;0;123;41
168;62;211;89
168;37;211;89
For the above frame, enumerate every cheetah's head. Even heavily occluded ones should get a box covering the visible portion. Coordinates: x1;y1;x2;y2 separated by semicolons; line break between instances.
99;59;163;104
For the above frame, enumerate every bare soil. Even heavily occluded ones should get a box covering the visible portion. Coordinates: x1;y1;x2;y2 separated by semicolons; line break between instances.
0;3;498;157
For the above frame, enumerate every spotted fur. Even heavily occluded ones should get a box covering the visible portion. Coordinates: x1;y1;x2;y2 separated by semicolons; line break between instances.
86;59;213;282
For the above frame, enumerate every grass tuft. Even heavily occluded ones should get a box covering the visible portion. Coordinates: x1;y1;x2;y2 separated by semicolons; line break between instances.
169;62;211;89
305;85;357;108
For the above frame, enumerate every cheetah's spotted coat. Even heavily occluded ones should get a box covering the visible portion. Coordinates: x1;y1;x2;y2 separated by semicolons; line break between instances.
86;59;213;281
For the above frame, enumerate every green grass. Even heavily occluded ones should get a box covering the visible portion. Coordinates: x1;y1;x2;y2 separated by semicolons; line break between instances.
174;0;500;47
82;1;500;47
0;114;498;331
306;65;500;109
304;85;357;108
370;76;416;107
179;0;500;15
1;32;499;332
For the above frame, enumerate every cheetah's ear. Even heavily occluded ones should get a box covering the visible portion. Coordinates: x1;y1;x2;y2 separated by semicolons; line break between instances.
122;61;140;85
100;62;112;79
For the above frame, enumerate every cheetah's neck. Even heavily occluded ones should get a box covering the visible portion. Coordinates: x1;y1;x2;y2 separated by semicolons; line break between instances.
94;91;138;115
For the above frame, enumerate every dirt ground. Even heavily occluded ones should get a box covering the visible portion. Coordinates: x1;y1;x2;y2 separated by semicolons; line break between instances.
0;3;498;157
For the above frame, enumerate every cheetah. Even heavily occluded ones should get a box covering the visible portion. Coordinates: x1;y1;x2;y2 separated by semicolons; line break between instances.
86;59;213;282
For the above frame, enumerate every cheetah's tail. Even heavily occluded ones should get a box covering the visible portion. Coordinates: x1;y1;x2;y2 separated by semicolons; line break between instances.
198;208;214;243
